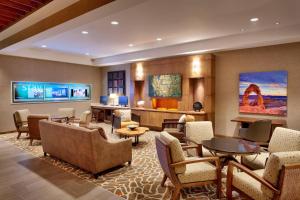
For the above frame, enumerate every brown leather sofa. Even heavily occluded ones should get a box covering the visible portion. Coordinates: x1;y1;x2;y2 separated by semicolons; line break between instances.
39;120;132;178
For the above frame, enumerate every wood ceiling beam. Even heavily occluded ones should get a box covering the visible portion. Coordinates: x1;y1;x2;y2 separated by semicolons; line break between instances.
0;0;115;49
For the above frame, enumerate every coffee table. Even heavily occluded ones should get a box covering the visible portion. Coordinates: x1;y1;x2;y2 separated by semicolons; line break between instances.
202;137;261;167
116;127;149;145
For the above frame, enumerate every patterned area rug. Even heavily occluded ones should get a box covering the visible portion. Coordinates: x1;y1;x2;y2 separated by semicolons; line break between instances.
0;123;246;200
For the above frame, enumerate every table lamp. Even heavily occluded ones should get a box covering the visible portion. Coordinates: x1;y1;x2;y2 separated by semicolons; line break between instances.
109;93;117;106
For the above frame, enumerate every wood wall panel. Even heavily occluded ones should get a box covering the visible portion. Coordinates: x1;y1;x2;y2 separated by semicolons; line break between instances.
130;54;215;128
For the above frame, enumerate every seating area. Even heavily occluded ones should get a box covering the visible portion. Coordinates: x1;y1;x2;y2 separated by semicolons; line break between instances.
1;1;300;200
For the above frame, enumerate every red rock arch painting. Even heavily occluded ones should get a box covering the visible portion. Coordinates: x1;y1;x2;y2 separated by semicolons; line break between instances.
242;84;265;109
239;71;287;116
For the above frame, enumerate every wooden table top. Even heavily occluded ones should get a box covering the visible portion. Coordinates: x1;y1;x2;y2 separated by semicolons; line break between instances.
116;127;149;136
231;116;286;126
202;137;261;155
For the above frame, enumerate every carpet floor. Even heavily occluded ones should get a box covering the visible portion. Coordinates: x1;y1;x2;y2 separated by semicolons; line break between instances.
0;123;247;200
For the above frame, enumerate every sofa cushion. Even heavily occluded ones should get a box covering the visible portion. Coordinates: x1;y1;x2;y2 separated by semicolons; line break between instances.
160;131;186;174
268;127;300;153
177;157;217;183
233;169;272;200
242;152;269;170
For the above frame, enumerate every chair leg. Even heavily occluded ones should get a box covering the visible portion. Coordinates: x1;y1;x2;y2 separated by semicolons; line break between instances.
216;178;222;198
161;174;167;187
171;187;181;200
29;139;33;146
17;132;21;139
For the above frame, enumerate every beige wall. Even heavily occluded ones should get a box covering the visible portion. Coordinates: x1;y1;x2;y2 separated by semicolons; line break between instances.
0;55;102;133
214;42;300;136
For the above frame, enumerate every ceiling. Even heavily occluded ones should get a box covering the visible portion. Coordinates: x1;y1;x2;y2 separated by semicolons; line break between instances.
1;0;300;66
0;0;53;32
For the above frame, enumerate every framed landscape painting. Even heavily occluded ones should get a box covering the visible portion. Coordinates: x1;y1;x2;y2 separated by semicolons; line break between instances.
239;70;287;116
148;74;182;97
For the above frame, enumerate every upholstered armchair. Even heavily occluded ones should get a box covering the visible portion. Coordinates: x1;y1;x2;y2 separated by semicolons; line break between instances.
13;109;30;139
111;109;140;133
162;115;195;142
156;131;221;200
242;127;300;170
58;108;75;122
227;151;300;200
28;115;50;145
185;121;215;157
74;110;92;127
239;120;272;146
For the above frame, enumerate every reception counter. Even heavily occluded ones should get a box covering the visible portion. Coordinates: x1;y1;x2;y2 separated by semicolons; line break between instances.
91;103;129;122
131;107;207;130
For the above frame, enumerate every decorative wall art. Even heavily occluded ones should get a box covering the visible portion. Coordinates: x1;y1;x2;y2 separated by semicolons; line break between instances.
239;70;287;116
12;81;91;103
148;74;182;97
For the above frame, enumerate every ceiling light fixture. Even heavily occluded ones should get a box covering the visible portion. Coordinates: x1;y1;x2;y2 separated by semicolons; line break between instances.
275;22;280;25
241;28;245;32
81;31;89;34
111;21;119;25
41;45;47;48
156;38;162;41
85;53;90;56
128;44;133;47
250;17;259;22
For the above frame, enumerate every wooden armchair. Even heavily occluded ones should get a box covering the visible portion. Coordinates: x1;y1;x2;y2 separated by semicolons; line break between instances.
13;109;30;139
227;151;300;200
162;118;186;142
242;127;300;170
162;115;195;142
156;132;221;200
28;115;50;145
111;109;140;133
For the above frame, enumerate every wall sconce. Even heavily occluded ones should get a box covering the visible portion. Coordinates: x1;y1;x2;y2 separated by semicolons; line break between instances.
192;57;201;76
136;63;144;80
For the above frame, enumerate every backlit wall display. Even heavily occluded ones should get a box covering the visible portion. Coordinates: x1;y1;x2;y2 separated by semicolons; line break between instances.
12;81;92;103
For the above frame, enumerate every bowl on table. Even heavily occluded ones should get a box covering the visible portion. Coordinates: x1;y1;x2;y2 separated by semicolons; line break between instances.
127;124;139;131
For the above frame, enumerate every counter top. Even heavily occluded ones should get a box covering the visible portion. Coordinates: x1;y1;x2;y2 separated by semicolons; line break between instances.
131;107;206;115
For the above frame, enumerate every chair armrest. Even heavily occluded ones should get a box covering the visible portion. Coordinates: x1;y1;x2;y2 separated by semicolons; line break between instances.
227;161;280;194
162;122;185;130
163;118;179;122
182;137;200;145
171;156;220;168
182;145;199;150
131;113;140;123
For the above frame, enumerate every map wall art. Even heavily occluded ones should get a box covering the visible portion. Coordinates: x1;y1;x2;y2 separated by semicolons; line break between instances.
148;74;182;97
239;70;287;116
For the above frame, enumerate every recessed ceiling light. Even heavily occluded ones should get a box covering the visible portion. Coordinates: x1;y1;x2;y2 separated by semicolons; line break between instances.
275;22;280;25
128;44;133;47
85;53;90;56
81;31;89;34
111;21;119;25
41;45;47;48
241;28;245;32
250;17;259;22
156;38;162;41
